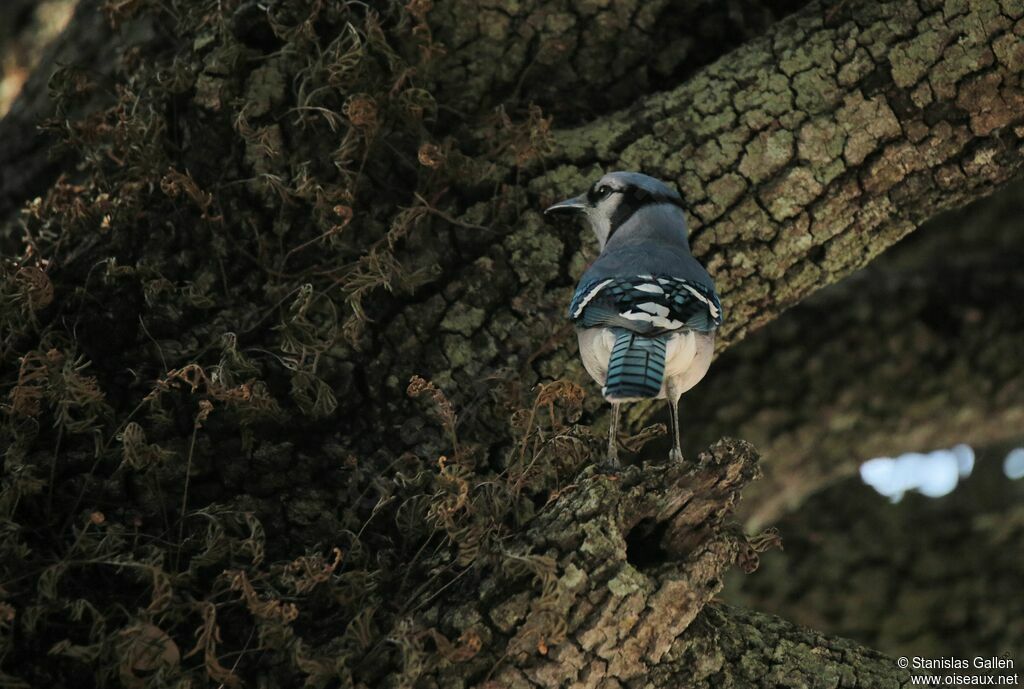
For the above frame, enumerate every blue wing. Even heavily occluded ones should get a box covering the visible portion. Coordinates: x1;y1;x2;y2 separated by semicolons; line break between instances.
568;275;723;335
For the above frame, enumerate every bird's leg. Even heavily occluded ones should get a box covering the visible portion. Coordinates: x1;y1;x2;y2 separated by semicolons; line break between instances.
607;402;621;466
668;397;684;462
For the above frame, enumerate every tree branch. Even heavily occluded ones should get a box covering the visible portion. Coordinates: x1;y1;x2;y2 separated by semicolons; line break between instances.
650;181;1024;530
402;439;916;688
660;604;914;688
533;0;1024;352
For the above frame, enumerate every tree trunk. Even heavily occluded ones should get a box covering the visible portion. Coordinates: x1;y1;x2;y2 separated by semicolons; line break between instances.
0;0;1021;686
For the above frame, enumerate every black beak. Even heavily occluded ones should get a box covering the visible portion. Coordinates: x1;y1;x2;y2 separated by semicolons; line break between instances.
544;194;587;216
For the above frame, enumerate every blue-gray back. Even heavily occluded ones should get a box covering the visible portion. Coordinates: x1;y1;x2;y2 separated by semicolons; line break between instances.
569;203;722;335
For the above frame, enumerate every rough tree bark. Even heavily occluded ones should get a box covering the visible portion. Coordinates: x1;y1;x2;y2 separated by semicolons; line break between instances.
0;0;1021;686
426;0;809;120
414;441;911;689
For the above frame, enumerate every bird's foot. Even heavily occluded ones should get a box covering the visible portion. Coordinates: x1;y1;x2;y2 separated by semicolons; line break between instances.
596;448;621;474
669;447;685;463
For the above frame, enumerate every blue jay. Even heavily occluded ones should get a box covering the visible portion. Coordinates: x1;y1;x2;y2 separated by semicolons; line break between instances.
545;172;722;465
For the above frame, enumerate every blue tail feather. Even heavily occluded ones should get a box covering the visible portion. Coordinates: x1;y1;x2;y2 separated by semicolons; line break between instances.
603;328;667;400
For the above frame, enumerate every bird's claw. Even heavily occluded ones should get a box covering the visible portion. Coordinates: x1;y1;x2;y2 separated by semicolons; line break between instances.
597;446;621;473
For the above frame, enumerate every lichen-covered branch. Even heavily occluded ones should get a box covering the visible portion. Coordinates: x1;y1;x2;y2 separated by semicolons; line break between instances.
462;439;764;689
394;439;913;688
656;604;914;688
531;0;1024;351
427;0;808;120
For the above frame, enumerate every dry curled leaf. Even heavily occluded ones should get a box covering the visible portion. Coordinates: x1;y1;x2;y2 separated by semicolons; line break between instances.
344;94;378;130
417;142;446;168
117;623;180;689
15;267;53;310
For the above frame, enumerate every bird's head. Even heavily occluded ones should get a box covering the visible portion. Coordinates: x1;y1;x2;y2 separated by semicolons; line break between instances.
544;171;687;251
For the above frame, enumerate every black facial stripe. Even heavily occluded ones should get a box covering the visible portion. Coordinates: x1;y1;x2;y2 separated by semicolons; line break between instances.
608;192;642;239
587;185;621;204
646;191;686;210
605;185;686;240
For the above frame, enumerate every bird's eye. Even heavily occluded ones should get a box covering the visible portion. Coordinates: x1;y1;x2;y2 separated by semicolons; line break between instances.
598;185;612;198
